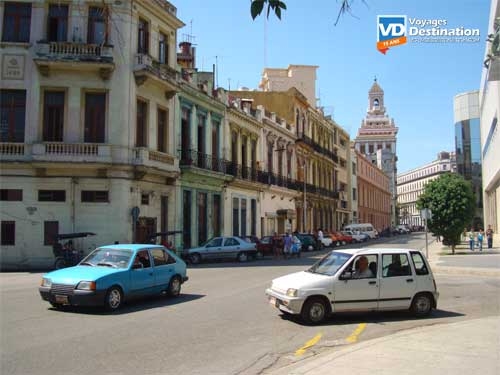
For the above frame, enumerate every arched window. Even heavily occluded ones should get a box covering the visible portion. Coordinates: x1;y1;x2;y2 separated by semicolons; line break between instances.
373;98;379;109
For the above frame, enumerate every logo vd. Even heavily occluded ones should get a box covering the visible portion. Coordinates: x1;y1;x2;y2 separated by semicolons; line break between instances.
377;15;407;54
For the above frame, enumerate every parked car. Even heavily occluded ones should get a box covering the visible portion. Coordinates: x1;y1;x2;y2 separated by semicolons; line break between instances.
396;225;411;234
332;231;354;245
320;234;334;248
266;248;438;324
182;236;257;264
296;233;318;252
342;230;368;243
256;236;282;258
39;244;188;311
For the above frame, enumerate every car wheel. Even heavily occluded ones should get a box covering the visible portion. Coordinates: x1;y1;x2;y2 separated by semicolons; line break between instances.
237;252;248;262
54;258;66;270
49;302;64;309
190;253;201;264
336;241;341;247
411;293;433;317
105;286;123;311
255;251;263;260
301;297;328;325
168;276;182;297
307;244;314;251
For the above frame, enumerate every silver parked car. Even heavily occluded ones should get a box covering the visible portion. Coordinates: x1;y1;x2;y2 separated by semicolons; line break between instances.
182;236;257;264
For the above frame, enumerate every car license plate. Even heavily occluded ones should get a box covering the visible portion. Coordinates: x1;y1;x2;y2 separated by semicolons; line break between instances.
55;295;69;304
269;296;280;307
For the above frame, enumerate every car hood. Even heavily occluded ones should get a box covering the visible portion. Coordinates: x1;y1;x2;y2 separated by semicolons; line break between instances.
43;266;124;284
272;271;331;291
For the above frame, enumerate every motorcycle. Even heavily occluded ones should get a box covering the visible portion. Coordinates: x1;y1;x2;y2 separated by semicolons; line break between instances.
52;232;96;269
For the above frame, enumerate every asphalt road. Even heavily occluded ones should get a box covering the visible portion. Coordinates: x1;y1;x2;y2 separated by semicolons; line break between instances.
1;234;499;375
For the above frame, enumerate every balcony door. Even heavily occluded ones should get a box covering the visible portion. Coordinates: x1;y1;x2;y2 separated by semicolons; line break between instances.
43;91;65;142
84;93;106;143
47;4;68;42
87;7;107;44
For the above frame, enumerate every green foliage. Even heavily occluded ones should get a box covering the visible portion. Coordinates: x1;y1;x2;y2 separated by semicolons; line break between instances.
416;173;475;251
250;0;365;26
251;0;287;20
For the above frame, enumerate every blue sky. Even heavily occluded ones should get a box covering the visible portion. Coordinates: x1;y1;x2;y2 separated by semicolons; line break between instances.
176;0;490;173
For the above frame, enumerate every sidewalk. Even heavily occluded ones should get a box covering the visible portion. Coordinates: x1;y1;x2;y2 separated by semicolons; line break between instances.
269;317;500;375
424;238;500;278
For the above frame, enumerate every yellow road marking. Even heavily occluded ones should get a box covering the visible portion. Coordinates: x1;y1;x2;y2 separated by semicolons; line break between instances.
346;323;367;343
295;333;323;356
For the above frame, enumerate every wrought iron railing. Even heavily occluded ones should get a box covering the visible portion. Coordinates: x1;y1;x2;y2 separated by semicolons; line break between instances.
178;148;339;198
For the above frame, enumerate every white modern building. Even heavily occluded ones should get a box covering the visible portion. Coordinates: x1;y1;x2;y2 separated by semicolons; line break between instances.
354;79;398;226
397;152;456;227
480;0;500;240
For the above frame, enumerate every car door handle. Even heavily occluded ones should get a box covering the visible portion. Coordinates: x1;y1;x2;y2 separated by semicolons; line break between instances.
368;281;377;285
406;279;414;283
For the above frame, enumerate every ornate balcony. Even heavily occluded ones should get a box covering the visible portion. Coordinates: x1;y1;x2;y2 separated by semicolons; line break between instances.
134;54;179;98
31;142;112;163
34;41;115;80
296;134;338;163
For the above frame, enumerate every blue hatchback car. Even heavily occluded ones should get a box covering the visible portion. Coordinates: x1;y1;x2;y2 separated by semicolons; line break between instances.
39;244;188;311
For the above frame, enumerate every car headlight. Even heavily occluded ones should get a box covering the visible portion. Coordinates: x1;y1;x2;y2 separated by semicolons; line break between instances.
76;281;96;291
41;278;52;288
286;288;298;297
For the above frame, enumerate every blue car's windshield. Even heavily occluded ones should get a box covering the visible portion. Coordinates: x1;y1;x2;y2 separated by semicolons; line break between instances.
80;248;133;269
307;251;352;276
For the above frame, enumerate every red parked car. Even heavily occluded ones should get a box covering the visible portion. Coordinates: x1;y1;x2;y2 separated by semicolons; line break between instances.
256;236;283;258
332;231;354;245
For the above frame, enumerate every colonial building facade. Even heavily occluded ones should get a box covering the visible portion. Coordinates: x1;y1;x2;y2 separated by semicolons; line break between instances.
0;0;184;269
354;80;398;226
355;150;391;232
397;152;456;227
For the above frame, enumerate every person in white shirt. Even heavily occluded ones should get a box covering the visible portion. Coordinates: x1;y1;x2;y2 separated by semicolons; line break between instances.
353;256;374;279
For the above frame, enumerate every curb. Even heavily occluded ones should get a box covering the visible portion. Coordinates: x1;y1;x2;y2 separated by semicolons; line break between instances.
268;317;499;375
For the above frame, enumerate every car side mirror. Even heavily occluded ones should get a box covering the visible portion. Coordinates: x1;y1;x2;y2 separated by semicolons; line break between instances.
339;271;353;280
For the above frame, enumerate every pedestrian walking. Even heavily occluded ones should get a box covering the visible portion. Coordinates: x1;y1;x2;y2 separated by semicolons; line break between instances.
477;229;484;251
283;232;292;259
486;225;494;249
467;229;475;251
272;232;282;260
317;228;324;250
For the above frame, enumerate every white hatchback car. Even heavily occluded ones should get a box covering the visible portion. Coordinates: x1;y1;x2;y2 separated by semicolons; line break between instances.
265;248;438;324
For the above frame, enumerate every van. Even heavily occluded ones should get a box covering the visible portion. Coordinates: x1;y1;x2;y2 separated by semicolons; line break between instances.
265;248;438;324
343;223;378;239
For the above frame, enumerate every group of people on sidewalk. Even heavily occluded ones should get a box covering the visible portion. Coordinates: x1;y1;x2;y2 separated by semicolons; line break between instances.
271;231;301;259
465;225;494;251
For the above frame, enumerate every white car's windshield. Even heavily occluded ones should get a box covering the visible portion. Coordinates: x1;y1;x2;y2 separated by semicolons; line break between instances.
80;248;133;268
307;251;352;276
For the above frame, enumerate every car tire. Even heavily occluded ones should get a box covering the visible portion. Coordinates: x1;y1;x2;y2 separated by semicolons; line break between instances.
168;276;182;297
410;293;433;317
237;252;248;262
105;286;123;311
54;258;66;270
307;245;314;251
255;251;263;259
190;253;201;264
301;297;329;325
49;302;64;309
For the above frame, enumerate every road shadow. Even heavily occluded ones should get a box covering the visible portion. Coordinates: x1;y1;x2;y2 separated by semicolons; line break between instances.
280;308;465;326
47;293;205;315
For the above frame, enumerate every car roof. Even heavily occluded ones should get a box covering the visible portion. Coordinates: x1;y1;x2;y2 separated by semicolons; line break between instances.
98;244;165;252
332;248;422;256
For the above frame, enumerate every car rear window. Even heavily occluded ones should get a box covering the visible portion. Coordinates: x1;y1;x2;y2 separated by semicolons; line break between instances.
410;251;429;275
